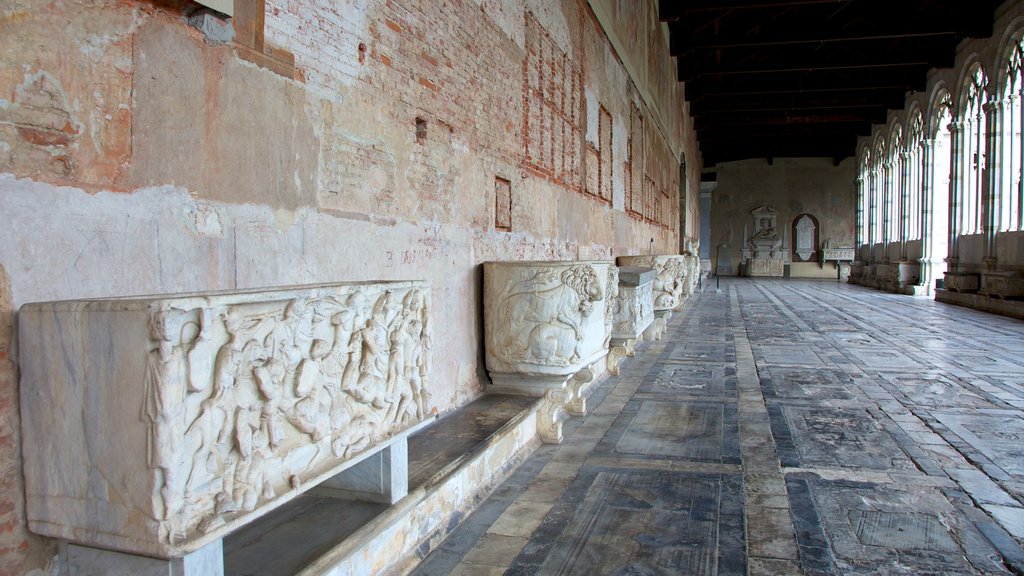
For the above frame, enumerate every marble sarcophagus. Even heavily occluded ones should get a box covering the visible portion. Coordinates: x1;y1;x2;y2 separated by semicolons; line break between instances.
18;281;432;560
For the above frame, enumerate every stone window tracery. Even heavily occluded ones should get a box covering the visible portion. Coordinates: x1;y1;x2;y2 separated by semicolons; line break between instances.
906;111;924;242
887;124;904;245
959;64;988;235
1001;38;1024;232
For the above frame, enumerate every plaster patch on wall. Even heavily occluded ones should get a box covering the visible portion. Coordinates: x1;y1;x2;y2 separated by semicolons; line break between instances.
525;0;573;56
585;88;600;146
187;203;224;236
471;0;527;49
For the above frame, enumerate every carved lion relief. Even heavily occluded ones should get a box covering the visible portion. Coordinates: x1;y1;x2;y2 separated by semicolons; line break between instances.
492;265;604;367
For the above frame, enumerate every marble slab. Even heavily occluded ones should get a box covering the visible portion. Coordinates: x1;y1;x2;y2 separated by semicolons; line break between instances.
787;474;1008;574
768;406;912;470
508;469;746;575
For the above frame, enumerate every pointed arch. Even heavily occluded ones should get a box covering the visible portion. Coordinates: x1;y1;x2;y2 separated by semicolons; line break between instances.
999;28;1024;231
956;62;989;235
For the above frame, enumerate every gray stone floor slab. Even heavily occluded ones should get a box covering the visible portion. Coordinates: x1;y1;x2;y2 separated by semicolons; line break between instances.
413;279;1024;576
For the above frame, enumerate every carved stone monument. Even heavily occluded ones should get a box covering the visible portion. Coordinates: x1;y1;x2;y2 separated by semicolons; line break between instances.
18;281;433;566
606;267;655;375
483;261;612;443
742;205;785;277
616;255;686;339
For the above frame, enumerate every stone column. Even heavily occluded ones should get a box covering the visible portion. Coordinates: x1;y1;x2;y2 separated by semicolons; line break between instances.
882;158;893;256
983;99;1002;270
919;139;936;292
899;150;911;261
947;119;963;273
855;175;865;248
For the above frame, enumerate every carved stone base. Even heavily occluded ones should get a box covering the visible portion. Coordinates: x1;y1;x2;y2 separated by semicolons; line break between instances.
565;366;597;416
980;272;1024;299
746;258;784;277
489;373;576;397
944;272;980;293
837;262;851;282
644;315;668;341
537;389;571;444
64;539;223;576
606;344;627;376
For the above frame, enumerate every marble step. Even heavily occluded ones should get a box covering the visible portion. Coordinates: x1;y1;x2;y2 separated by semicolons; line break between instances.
223;394;540;576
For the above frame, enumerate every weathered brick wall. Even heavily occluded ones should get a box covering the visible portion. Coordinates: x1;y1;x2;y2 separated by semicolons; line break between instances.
0;0;697;571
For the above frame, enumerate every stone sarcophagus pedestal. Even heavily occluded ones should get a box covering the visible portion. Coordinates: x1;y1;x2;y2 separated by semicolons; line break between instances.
18;281;433;569
606;267;655;376
484;261;612;443
616;255;685;340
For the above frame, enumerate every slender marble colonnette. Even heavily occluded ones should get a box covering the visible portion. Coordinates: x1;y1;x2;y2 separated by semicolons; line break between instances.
18;281;432;559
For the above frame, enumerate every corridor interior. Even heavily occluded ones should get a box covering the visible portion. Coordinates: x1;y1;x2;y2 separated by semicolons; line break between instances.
410;278;1024;575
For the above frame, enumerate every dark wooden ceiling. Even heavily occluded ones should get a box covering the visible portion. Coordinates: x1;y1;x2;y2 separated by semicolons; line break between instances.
661;0;1001;166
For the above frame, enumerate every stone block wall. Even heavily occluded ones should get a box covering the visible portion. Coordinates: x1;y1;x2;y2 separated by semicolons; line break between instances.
0;0;698;572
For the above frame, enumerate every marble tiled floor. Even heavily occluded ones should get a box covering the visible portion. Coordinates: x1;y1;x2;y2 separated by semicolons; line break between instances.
412;279;1024;575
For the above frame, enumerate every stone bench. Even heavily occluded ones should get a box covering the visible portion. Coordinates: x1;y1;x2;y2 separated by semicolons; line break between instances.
18;281;434;573
483;260;614;443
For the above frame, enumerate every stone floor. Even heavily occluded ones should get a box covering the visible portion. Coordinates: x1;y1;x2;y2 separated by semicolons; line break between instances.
411;278;1024;575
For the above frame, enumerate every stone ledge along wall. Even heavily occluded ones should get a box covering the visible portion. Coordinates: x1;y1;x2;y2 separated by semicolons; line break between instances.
0;0;698;571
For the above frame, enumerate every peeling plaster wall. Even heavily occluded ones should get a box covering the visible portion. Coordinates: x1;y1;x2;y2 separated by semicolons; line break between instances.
0;0;697;571
710;158;856;277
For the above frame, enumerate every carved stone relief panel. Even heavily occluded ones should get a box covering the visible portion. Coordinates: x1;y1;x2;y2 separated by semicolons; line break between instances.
484;261;612;389
616;255;686;311
18;281;432;558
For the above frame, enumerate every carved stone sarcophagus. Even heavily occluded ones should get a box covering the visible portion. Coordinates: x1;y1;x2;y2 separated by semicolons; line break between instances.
18;281;431;559
944;272;980;293
606;267;655;375
616;255;686;311
483;261;612;442
484;261;611;392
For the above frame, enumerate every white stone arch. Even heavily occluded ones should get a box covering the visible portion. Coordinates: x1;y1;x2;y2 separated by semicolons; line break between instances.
992;16;1024;96
857;144;873;247
870;132;887;245
904;106;925;243
954;60;989;235
995;19;1024;232
886;120;905;245
926;83;953;140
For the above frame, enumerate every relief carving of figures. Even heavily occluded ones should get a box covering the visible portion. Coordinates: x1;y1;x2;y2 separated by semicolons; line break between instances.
493;265;604;366
138;283;432;543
